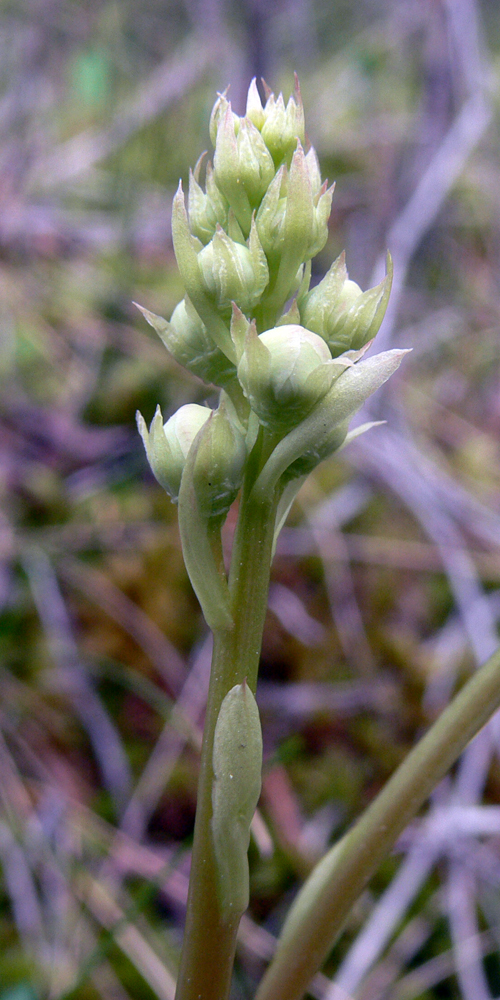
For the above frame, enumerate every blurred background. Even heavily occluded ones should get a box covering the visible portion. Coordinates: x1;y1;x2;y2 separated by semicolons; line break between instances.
1;0;500;997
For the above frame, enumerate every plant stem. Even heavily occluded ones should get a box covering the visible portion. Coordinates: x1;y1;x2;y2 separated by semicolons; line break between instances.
255;644;500;1000
174;458;280;1000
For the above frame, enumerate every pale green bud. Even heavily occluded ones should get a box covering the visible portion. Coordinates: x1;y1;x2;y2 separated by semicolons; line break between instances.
246;76;305;167
197;219;269;315
171;183;236;363
256;143;333;308
192;397;247;519
188;159;228;244
135;299;236;388
213;104;275;233
136;403;210;501
300;252;393;358
255;166;287;256
237;323;336;431
211;681;263;920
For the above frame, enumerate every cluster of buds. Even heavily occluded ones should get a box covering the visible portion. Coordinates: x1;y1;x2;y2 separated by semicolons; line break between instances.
137;76;405;550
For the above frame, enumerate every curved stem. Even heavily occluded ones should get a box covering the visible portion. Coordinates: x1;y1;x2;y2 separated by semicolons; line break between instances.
255;644;500;1000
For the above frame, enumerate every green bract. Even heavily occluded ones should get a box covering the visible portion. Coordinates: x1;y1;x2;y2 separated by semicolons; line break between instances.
211;681;263;920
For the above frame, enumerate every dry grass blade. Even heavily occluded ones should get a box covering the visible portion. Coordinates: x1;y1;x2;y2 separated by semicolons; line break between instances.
22;547;132;815
74;874;177;1000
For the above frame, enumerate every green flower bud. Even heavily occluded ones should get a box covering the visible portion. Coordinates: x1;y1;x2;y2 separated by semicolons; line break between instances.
188;158;229;244
172;185;268;357
197;219;269;315
256;143;333;308
246;76;305;167
255;165;287;257
135;299;236;388
171;183;236;363
213;104;275;233
237;323;339;431
192;396;247;518
300;252;393;358
137;403;210;501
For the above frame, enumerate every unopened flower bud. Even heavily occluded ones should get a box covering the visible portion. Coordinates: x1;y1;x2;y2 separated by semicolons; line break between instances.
256;143;333;309
237;323;336;431
255;166;287;257
213;105;275;233
137;403;210;501
188;159;229;244
300;252;393;357
197;220;269;315
171;183;236;362
135;299;236;388
247;77;305;167
192;398;247;518
251;349;409;502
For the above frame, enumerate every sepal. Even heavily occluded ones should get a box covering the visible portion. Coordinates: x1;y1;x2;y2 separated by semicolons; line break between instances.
188;161;228;244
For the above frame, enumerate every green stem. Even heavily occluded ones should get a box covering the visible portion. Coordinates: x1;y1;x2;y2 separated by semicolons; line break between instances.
255;644;500;1000
174;456;280;1000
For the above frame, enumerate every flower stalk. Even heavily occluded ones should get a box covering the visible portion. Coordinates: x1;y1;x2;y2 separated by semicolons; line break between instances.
136;75;402;1000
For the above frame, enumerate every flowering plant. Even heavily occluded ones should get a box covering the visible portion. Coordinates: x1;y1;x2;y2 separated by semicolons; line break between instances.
137;78;500;1000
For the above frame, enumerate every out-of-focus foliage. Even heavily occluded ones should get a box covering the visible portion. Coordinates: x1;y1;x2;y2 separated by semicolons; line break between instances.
1;1;500;998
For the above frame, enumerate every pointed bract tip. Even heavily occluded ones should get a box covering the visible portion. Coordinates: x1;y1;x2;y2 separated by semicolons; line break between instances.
136;409;147;433
193;151;207;181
